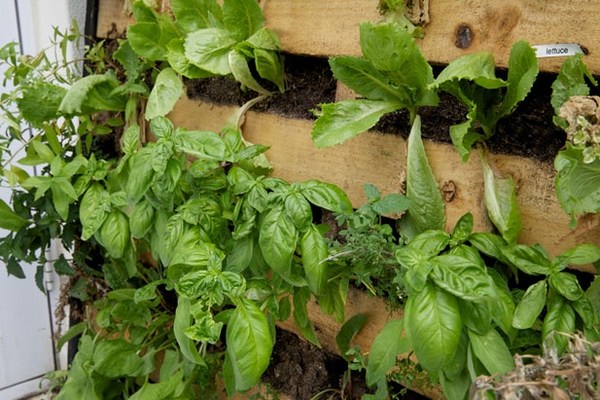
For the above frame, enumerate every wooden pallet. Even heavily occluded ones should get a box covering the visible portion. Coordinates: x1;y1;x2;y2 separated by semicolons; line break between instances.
97;0;600;74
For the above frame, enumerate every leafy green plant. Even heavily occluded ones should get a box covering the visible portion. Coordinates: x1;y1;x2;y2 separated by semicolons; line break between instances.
127;0;284;96
311;21;538;163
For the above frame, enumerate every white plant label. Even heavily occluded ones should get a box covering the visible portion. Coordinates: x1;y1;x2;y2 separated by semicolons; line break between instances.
532;44;585;58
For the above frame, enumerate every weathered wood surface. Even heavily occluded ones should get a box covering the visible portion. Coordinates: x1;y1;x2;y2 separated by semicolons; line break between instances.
169;96;600;272
97;0;600;74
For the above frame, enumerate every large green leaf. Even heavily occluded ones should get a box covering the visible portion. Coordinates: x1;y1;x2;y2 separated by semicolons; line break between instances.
554;144;600;222
430;255;495;302
130;199;155;239
468;328;514;375
405;283;462;372
366;319;410;386
145;68;184;119
126;147;156;202
542;293;576;353
311;99;399;148
17;82;66;126
175;129;227;161
55;336;103;400
185;28;236;75
480;153;522;244
128;370;183;400
502;244;552;276
549;272;583;301
79;183;111;240
297;180;352;214
172;0;222;32
329;56;406;103
555;244;600;269
301;224;328;295
254;48;284;92
223;0;263;40
127;21;165;61
359;22;436;107
226;299;273;391
58;74;125;114
93;338;145;377
95;210;130;259
258;206;298;279
512;280;547;329
398;116;446;240
434;52;506;90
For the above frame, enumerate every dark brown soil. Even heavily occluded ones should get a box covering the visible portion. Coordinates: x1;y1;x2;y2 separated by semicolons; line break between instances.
184;54;600;164
186;54;337;120
262;328;428;400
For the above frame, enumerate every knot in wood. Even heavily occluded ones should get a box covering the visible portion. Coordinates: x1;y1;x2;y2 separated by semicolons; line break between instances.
455;24;473;49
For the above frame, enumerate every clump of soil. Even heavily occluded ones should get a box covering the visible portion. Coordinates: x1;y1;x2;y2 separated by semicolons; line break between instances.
185;54;584;163
262;328;428;400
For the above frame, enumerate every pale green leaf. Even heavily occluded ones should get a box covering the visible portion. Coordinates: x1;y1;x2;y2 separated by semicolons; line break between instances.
185;28;236;75
311;99;399;148
301;224;328;295
468;328;514;375
145;68;184;119
366;319;409;386
172;0;222;32
226;299;273;391
223;0;264;40
398;116;445;240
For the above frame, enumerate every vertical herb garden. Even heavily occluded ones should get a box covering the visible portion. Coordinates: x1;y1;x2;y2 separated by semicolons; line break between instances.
1;0;600;399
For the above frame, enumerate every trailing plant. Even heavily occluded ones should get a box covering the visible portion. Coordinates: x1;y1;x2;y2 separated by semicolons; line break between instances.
310;21;539;162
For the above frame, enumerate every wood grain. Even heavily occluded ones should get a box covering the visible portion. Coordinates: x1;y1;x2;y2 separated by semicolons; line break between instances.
97;0;600;73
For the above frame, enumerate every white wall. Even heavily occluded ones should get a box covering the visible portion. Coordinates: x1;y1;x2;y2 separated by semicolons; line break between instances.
0;1;86;399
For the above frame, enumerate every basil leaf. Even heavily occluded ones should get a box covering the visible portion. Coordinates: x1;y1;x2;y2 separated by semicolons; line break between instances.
512;280;547;329
468;232;507;262
408;230;450;257
430;255;495;302
300;224;328;295
175;129;227;161
259;206;298;279
481;153;522;245
502;244;552;276
542;294;576;354
298;180;352;214
398;116;446;240
405;283;462;372
93;339;145;377
285;192;312;231
128;370;182;400
95;210;130;259
311;99;399;148
366;318;410;386
549;272;583;301
226;299;273;391
460;300;492;335
468;328;514;375
145;68;183;119
130;199;155;239
127;147;156;202
79;183;111;240
450;212;473;246
555;244;600;269
488;269;516;336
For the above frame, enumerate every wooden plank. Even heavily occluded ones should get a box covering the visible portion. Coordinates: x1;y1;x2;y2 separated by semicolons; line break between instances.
169;96;600;272
97;0;600;74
